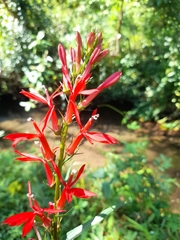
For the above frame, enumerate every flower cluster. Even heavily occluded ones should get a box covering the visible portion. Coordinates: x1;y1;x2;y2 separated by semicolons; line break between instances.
2;31;122;239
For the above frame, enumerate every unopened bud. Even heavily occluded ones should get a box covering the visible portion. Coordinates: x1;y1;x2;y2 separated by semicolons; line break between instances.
76;31;82;49
87;32;95;50
97;32;103;44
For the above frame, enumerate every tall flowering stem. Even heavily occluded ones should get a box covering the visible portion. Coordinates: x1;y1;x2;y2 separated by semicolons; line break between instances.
2;31;122;239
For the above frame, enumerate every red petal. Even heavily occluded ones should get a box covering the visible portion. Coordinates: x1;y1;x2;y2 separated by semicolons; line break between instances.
22;215;35;237
78;90;100;109
43;162;54;187
97;72;122;91
69;188;97;199
57;189;67;209
64;97;75;124
20;90;48;105
85;132;118;144
71;100;82;129
2;212;34;226
51;108;59;132
4;133;37;147
66;133;83;155
41;106;58;132
70;164;85;186
51;161;66;186
79;89;98;95
14;150;43;162
29;119;54;160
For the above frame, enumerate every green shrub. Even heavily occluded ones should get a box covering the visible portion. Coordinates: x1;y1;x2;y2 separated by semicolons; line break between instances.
61;141;180;239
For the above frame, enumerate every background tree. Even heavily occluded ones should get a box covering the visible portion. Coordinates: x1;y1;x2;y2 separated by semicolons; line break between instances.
0;0;180;124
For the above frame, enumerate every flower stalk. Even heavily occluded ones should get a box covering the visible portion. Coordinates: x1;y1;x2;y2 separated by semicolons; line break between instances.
2;31;122;239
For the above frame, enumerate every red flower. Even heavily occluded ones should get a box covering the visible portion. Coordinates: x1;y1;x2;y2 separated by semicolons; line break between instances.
67;105;118;155
2;182;65;238
2;212;35;238
14;150;54;187
5;118;55;161
20;86;61;132
64;74;91;124
78;71;122;110
27;118;55;160
57;164;96;209
4;132;37;148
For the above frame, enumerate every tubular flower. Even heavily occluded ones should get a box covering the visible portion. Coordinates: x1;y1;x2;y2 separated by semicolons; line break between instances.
4;132;37;148
67;104;118;155
27;118;55;160
64;73;91;124
78;71;122;110
14;150;54;187
2;182;65;238
20;85;62;132
4;118;55;161
57;165;96;209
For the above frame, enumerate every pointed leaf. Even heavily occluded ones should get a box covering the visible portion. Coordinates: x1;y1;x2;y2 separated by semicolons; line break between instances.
62;203;124;240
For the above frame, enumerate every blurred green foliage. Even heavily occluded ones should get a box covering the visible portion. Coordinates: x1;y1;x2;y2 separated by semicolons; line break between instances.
0;0;180;123
61;141;180;239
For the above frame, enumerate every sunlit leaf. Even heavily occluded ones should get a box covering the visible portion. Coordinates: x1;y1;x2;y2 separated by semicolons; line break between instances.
62;203;124;240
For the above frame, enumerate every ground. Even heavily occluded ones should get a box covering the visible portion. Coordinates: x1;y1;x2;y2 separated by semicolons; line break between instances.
0;106;180;213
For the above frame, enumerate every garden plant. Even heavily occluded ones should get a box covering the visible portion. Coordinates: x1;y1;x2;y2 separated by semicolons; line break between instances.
2;31;122;239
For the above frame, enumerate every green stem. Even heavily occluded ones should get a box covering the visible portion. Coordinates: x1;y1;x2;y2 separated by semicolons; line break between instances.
53;122;69;240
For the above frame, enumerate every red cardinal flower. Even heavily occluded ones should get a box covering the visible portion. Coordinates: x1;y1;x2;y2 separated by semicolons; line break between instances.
5;118;55;161
57;164;96;209
20;85;61;132
67;104;118;155
78;71;122;110
4;132;37;148
2;182;65;238
27;118;55;160
14;150;54;187
64;74;91;124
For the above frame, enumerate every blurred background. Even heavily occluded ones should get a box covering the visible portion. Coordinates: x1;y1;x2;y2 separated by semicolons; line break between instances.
0;0;179;125
0;0;180;239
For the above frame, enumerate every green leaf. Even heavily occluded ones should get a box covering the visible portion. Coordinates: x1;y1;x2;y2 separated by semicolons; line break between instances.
102;181;111;199
127;121;140;130
62;203;124;240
